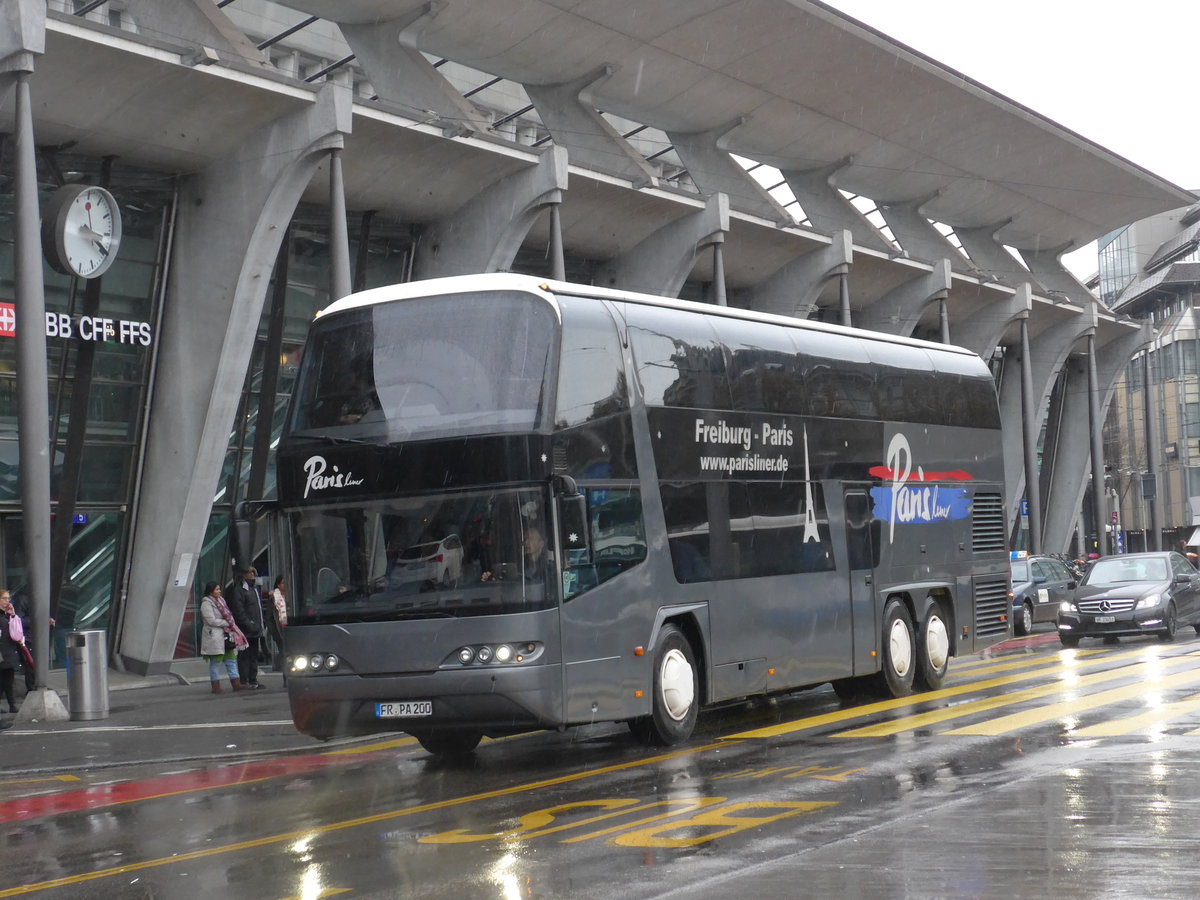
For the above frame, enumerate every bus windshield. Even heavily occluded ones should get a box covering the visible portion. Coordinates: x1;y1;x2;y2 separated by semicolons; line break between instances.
289;291;557;440
290;487;556;623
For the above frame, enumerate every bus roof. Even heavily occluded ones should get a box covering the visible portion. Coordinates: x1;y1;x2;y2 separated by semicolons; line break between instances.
318;273;981;360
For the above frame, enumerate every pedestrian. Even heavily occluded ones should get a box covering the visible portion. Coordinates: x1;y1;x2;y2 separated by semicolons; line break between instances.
228;565;266;689
199;582;247;693
0;590;29;713
267;575;288;679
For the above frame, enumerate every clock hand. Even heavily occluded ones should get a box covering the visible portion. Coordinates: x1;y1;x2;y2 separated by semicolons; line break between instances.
79;224;110;249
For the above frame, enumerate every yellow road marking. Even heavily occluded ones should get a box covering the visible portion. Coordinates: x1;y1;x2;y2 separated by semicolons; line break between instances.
728;644;1186;739
946;667;1200;736
1073;694;1200;737
321;736;418;755
836;652;1200;737
0;741;737;897
0;776;80;786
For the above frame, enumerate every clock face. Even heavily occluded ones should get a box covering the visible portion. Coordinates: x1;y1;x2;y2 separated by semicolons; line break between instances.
43;184;123;279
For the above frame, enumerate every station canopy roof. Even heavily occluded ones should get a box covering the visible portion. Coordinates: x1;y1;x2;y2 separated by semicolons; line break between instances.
286;0;1195;251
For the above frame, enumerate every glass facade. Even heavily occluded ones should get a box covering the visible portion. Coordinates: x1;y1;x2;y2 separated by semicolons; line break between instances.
1098;226;1139;304
0;154;173;664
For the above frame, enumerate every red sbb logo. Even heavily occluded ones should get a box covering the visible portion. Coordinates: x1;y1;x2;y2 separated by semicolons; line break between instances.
0;303;14;338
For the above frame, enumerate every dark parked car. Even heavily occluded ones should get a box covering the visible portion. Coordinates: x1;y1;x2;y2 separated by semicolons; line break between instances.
1057;551;1200;647
1011;552;1077;636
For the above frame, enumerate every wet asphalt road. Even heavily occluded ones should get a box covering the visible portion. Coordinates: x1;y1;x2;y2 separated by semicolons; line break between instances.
5;629;1200;898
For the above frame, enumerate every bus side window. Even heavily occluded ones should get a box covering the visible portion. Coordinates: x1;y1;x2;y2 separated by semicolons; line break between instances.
563;488;646;600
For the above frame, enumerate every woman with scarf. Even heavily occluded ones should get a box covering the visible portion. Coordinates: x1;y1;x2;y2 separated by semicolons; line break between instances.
0;590;26;713
199;582;248;693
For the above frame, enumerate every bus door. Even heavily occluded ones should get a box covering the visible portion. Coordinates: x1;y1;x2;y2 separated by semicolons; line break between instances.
843;487;879;676
554;484;648;726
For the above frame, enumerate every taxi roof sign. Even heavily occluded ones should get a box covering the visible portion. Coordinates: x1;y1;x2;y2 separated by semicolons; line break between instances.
1010;550;1028;559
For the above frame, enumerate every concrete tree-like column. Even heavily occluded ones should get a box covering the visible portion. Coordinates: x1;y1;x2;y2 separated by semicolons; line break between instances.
951;283;1032;359
339;10;489;136
1140;324;1162;550
956;222;1047;292
525;65;658;188
667;120;790;225
876;194;971;270
123;0;267;67
781;159;893;252
414;144;568;279
597;193;729;299
997;298;1090;527
118;85;352;675
855;260;952;336
1019;244;1095;307
1041;321;1144;554
743;230;852;319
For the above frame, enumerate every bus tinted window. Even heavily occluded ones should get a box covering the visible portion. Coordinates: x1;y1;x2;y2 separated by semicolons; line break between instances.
626;306;732;409
662;481;836;583
290;292;556;438
718;318;807;414
933;352;1002;429
790;330;877;419
554;296;628;428
866;342;941;424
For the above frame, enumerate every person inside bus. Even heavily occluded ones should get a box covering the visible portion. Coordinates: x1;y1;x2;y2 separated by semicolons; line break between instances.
337;359;380;425
481;524;551;585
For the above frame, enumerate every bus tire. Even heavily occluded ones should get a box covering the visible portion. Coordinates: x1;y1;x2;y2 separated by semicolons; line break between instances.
876;599;916;698
413;729;482;757
914;598;950;692
630;624;698;746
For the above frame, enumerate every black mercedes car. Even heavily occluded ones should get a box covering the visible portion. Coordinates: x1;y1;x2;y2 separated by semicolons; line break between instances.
1057;551;1200;647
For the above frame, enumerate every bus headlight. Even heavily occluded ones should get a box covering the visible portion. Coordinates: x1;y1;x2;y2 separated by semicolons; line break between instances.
289;653;347;674
441;642;544;668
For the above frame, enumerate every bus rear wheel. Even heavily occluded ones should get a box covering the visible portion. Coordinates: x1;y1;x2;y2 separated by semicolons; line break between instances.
412;729;482;757
914;599;950;692
876;599;916;698
630;624;698;746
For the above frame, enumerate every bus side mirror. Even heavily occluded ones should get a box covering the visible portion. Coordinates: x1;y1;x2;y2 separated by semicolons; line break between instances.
554;482;590;566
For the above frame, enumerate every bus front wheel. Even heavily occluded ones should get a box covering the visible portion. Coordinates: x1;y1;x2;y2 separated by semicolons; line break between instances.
876;599;916;698
413;729;482;757
630;624;698;746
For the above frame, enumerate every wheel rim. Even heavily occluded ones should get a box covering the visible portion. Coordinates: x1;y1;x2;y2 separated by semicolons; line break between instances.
1022;605;1033;634
887;616;913;678
659;648;695;721
925;614;949;670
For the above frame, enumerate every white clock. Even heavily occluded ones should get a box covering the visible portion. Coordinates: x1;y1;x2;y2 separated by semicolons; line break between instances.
42;184;123;279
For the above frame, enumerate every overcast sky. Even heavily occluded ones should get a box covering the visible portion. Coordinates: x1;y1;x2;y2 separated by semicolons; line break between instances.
820;1;1200;277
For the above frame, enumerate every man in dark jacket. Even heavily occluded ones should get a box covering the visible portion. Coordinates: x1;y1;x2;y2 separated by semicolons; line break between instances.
228;566;265;689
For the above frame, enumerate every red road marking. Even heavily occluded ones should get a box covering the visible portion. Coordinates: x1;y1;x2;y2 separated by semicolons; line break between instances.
0;750;389;823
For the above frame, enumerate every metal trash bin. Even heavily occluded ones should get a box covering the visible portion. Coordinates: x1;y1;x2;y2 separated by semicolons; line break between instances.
67;630;109;721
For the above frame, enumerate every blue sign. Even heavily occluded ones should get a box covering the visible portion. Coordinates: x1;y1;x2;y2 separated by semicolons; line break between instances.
1019;498;1029;517
72;514;88;525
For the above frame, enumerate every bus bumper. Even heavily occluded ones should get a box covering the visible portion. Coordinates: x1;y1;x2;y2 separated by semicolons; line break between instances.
287;663;563;740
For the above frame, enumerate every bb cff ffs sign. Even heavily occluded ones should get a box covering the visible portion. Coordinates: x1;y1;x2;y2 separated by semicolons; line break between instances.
0;303;152;346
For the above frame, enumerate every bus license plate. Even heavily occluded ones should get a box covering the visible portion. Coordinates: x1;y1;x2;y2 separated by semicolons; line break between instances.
376;701;432;718
1094;615;1116;624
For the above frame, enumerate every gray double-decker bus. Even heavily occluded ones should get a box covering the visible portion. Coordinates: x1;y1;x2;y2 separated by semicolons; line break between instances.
276;274;1010;755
